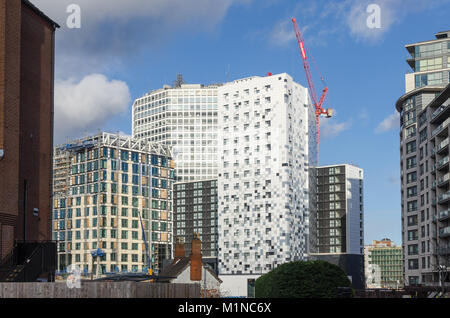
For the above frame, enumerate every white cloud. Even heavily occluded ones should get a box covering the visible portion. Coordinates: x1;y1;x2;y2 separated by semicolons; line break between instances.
375;112;400;133
269;20;296;47
54;74;131;143
30;0;248;78
319;118;352;139
279;0;450;47
31;0;244;31
346;0;450;43
345;0;407;44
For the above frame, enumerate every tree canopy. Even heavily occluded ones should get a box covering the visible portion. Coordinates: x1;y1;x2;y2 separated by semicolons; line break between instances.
255;260;353;298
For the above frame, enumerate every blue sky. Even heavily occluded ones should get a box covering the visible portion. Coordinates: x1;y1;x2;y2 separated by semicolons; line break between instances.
32;0;450;245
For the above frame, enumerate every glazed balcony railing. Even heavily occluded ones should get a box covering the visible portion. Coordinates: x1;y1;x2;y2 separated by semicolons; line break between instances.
439;226;450;238
432;105;447;119
432;117;450;136
437;138;449;152
438;209;450;221
438;191;450;204
437;156;449;169
437;173;450;186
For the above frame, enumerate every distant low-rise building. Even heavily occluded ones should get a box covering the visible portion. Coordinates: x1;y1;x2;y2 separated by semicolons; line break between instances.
365;239;403;289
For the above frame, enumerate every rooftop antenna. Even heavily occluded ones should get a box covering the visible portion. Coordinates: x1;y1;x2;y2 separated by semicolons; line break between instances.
173;74;185;88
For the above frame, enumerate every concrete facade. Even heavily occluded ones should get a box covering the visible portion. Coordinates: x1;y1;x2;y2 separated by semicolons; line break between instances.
132;79;221;182
396;31;450;286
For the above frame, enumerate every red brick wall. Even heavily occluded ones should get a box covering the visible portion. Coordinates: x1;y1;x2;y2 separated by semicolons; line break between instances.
0;0;55;259
0;0;22;259
190;237;202;281
17;3;55;242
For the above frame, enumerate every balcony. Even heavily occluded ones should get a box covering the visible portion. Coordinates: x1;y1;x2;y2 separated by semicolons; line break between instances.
436;156;450;170
437;138;449;154
437;173;450;187
432;105;447;119
439;226;450;238
431;103;450;124
432;117;450;137
438;209;450;221
403;118;416;128
438;191;450;204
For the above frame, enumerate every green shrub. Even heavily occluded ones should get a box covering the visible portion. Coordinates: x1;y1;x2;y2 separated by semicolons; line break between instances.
255;260;353;298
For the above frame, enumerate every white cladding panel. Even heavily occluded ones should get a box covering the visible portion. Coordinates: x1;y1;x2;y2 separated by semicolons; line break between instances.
217;73;313;275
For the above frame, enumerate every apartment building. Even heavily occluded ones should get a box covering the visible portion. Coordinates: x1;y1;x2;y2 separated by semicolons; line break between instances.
216;73;316;297
52;133;175;276
396;30;450;286
173;179;218;273
311;164;365;289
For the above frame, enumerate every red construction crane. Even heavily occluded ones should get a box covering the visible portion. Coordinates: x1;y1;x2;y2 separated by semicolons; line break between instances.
292;18;333;166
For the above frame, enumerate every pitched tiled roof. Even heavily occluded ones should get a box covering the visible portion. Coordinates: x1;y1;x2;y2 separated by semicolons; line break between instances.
158;257;190;281
158;257;222;283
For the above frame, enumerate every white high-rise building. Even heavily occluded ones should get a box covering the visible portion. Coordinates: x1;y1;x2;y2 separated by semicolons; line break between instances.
132;79;221;182
217;73;316;297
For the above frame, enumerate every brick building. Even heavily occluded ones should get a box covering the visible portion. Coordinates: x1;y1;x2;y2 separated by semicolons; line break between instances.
0;0;59;261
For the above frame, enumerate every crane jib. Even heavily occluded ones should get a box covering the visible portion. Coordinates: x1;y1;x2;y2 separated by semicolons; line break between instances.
300;42;307;60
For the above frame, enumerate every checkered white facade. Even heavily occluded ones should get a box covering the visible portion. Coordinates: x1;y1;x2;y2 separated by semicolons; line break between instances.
217;73;315;279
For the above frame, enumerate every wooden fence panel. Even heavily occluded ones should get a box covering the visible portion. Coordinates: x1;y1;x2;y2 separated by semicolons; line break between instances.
0;282;200;298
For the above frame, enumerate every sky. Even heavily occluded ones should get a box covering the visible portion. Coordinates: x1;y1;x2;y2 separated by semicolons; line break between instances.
31;0;450;246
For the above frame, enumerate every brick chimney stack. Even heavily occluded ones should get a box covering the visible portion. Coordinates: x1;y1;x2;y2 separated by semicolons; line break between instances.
175;237;185;260
190;233;202;281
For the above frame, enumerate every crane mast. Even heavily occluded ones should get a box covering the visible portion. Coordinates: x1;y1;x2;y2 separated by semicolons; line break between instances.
292;18;333;166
